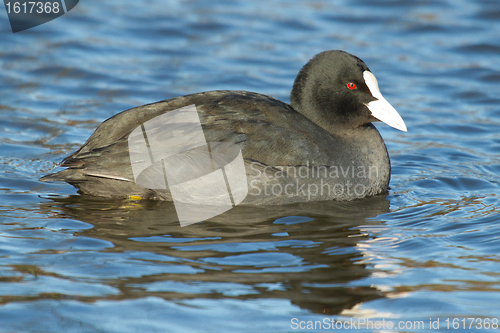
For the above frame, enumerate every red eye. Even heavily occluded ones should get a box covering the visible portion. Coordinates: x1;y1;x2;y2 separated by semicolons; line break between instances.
347;82;356;90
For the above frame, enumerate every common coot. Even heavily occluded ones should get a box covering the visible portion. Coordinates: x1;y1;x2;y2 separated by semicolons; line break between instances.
41;50;406;205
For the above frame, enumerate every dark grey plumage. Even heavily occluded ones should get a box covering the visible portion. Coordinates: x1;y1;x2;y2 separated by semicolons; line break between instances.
41;50;404;204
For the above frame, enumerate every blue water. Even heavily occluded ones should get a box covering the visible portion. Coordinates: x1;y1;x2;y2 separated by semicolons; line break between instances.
1;0;500;332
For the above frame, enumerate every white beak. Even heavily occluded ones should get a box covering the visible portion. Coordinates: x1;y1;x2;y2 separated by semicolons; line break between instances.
363;71;407;132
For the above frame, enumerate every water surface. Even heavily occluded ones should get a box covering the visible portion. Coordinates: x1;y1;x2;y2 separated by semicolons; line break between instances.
1;0;500;331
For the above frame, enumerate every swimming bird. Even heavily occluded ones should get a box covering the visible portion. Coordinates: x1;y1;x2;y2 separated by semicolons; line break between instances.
41;50;406;205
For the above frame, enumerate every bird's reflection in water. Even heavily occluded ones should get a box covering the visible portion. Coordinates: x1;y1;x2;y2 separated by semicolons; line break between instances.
41;194;391;315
